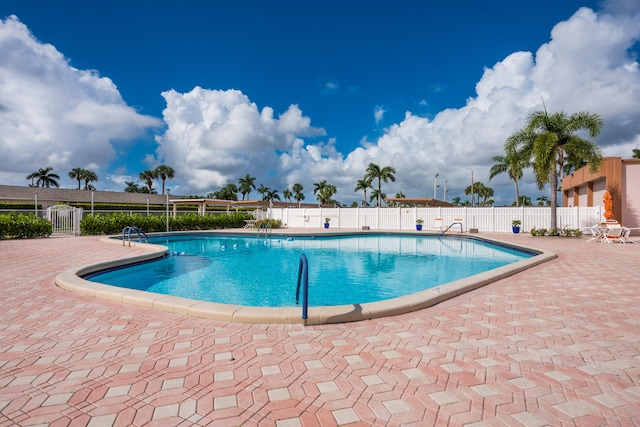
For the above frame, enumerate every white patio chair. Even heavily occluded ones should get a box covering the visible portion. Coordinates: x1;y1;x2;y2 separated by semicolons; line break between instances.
601;225;624;244
621;227;639;244
587;225;602;242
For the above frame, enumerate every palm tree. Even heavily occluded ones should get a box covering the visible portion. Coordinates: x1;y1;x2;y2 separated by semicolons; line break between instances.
464;182;493;206
489;147;528;207
27;167;60;188
139;169;158;193
451;196;462;206
265;188;281;201
292;183;305;206
238;174;257;200
505;109;603;229
313;180;336;205
354;178;372;207
517;195;532;206
632;148;640;159
283;188;293;202
536;195;550;206
364;163;396;207
213;183;238;200
257;184;270;200
68;167;85;190
369;189;386;206
124;181;141;193
154;165;175;195
82;170;98;190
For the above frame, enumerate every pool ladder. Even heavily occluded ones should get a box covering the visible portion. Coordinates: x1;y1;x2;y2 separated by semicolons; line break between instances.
122;226;148;246
295;254;309;321
439;222;463;237
257;221;272;240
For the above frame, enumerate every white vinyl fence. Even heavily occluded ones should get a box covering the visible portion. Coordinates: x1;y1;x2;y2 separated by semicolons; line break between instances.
264;206;604;233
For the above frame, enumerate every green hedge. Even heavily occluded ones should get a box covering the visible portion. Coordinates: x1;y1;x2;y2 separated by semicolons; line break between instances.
0;203;42;210
80;212;252;235
0;213;53;239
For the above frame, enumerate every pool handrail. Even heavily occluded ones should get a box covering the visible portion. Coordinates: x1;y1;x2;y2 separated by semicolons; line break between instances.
122;226;148;246
295;253;309;320
439;222;463;237
257;221;272;239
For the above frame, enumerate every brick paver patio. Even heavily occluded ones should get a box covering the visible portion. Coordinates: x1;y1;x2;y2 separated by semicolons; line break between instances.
1;232;639;426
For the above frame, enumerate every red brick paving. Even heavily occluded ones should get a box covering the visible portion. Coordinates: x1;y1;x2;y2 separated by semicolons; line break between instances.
1;233;639;426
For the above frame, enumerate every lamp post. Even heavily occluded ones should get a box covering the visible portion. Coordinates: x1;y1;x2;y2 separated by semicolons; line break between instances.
433;173;439;200
443;180;448;202
165;189;171;232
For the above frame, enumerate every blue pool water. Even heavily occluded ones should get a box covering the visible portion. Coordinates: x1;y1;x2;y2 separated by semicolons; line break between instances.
87;234;533;307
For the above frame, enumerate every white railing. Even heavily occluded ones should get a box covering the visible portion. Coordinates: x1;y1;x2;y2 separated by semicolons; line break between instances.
267;206;604;233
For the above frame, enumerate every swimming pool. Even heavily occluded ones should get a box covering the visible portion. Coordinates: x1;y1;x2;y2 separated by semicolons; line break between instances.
86;233;532;307
55;230;556;325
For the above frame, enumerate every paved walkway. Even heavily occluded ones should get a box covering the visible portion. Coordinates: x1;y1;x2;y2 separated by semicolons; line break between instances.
1;232;639;426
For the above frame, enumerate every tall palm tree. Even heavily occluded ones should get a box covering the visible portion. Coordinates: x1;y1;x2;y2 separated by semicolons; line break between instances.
257;184;270;200
265;189;281;201
213;183;238;200
313;180;336;205
292;183;305;206
354;178;372;207
238;174;257;200
283;188;293;202
313;180;328;204
68;167;85;190
82;170;98;190
139;169;158;193
489;147;528;207
364;163;396;207
505;109;603;229
154;165;175;195
27;167;60;188
464;182;494;207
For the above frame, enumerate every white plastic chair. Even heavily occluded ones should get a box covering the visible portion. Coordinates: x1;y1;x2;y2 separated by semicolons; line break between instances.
587;225;602;242
602;225;624;244
621;227;639;244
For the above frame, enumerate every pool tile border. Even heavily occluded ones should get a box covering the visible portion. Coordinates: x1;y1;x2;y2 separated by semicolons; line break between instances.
54;231;556;325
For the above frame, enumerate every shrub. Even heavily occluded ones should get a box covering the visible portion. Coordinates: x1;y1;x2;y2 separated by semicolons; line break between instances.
255;219;282;229
0;213;52;239
80;212;252;235
529;227;582;238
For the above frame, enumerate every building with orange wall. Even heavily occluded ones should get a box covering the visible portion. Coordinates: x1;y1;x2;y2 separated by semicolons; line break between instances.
561;157;640;229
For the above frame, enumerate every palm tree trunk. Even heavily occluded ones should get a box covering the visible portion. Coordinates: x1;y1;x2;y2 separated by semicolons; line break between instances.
513;179;520;207
550;167;558;229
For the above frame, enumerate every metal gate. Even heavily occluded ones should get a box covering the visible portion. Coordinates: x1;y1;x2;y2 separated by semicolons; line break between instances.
46;205;82;236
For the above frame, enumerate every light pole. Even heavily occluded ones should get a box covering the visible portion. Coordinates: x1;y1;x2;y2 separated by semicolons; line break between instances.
165;189;171;232
433;173;439;200
443;180;448;202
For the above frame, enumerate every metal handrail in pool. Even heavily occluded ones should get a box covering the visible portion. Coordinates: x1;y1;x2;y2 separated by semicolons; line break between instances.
295;253;309;320
121;226;148;246
439;222;463;237
257;221;272;239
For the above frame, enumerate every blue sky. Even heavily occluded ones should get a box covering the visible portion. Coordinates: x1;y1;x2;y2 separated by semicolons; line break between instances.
1;0;639;205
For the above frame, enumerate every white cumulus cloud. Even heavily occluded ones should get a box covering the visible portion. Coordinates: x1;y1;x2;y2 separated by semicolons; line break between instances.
0;15;161;187
154;87;326;193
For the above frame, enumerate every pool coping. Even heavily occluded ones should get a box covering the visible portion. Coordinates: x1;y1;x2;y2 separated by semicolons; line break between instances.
54;230;557;325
